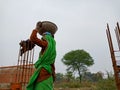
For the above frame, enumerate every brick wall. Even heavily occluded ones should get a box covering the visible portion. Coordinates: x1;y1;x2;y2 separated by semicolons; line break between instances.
0;65;34;90
0;66;17;83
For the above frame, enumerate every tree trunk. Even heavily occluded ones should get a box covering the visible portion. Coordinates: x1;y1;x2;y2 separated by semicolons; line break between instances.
77;67;82;83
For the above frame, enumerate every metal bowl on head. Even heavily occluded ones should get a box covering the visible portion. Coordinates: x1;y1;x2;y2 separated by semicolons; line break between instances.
37;21;58;35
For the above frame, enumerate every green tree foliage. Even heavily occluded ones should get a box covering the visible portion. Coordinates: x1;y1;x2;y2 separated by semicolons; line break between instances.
83;71;103;82
65;71;74;82
55;73;64;82
61;49;94;82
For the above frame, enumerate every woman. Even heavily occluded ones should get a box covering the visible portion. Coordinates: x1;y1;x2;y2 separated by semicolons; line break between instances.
26;21;58;90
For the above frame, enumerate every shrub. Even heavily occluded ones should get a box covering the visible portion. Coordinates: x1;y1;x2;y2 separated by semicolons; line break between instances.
95;78;117;90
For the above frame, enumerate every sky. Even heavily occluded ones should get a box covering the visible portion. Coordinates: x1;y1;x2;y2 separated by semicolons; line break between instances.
0;0;120;75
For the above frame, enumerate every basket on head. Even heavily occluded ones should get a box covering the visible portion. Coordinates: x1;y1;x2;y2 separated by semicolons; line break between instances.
38;21;58;35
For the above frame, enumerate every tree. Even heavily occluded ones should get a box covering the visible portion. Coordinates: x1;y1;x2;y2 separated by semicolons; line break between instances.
65;71;74;82
83;71;103;82
55;73;64;82
61;49;94;82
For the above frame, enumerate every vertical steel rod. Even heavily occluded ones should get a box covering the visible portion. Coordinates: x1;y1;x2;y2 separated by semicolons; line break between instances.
106;23;120;90
13;40;35;90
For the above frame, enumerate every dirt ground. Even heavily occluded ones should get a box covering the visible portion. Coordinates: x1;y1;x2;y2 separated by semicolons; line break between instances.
54;88;92;90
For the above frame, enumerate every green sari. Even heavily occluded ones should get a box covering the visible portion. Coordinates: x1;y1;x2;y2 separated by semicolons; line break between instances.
27;34;56;90
34;76;53;90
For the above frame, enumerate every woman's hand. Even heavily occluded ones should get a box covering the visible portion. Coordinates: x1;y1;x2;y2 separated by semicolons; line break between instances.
34;29;39;32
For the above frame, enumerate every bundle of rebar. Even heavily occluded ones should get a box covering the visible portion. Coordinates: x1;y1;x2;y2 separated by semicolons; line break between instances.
13;39;35;90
